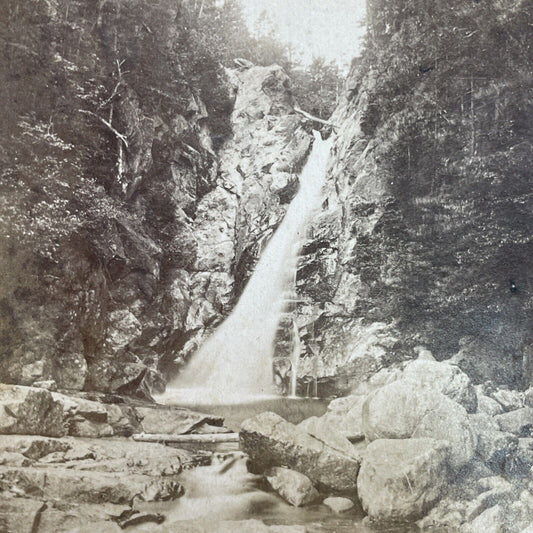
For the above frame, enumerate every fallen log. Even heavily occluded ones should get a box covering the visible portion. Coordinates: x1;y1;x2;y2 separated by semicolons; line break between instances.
294;106;337;128
131;433;239;444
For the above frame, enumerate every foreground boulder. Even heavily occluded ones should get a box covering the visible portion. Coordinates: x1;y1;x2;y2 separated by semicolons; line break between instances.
265;467;319;507
240;412;360;493
357;438;450;524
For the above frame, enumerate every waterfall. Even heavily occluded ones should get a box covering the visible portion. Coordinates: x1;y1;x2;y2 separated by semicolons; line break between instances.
289;319;301;398
162;131;333;404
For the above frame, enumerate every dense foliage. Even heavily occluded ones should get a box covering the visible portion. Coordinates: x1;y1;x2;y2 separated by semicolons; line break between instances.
337;0;533;384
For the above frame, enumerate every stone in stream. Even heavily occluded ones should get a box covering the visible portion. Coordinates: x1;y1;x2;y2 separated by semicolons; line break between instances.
240;412;360;493
265;466;319;507
323;497;355;513
357;438;450;523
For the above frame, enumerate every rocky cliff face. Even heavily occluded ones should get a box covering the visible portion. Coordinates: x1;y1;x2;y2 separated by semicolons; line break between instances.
0;0;311;395
294;0;533;391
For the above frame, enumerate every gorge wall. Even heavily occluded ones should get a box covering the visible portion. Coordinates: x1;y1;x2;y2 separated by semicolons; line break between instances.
2;0;533;397
294;0;533;390
0;0;312;395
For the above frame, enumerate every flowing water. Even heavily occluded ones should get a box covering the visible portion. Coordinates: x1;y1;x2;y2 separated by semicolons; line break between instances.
130;452;421;533
160;131;333;404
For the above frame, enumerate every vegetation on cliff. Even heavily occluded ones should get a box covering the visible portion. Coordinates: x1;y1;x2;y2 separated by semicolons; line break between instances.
306;0;533;387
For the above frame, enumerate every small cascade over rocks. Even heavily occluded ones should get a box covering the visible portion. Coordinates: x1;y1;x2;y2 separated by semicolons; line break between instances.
162;131;333;403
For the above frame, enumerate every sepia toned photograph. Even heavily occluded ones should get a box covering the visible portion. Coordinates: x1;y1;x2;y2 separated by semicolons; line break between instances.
1;0;533;531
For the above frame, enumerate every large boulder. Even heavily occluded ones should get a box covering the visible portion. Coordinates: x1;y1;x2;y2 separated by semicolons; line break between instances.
411;397;477;469
402;360;477;412
357;438;450;523
240;412;360;493
362;379;476;469
265;467;319;507
0;385;65;437
362;380;440;440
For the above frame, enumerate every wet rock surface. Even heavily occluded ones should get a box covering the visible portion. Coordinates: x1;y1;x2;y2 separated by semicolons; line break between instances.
240;411;360;493
265;467;320;507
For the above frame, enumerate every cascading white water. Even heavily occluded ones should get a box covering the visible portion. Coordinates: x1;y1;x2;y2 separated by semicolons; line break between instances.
160;131;333;404
289;319;301;398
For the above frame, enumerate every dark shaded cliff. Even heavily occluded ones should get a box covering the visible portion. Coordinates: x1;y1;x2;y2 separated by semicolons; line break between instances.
0;0;312;395
295;0;533;390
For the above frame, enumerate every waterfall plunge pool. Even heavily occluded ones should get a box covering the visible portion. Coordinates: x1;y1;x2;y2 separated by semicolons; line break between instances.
157;391;329;432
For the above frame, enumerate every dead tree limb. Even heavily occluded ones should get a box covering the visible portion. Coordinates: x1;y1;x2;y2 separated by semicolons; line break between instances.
132;433;239;444
79;109;129;148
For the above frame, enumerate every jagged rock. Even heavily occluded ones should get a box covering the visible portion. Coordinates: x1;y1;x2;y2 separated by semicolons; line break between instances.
0;451;33;467
0;385;65;437
265;467;319;507
0;435;71;460
466;477;514;521
463;504;505;533
105;404;141;437
495;408;533;437
402;359;477;412
106;310;142;352
357;438;450;523
136;406;224;435
477;391;505;416
469;414;517;472
505;438;533;478
38;506;124;533
323;497;354;513
303;394;365;442
491;389;525;412
416;498;467;530
240;412;360;492
0;466;182;504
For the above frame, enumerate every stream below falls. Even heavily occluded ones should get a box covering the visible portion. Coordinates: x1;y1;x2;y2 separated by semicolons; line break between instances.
131;399;424;533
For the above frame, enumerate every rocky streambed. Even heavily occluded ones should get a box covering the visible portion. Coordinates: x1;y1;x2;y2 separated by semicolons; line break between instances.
2;356;533;533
